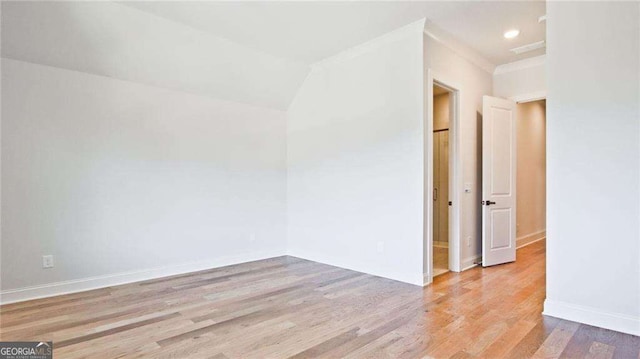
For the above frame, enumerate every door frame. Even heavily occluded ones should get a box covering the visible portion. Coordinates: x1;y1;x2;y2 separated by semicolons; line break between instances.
424;69;462;285
509;91;547;104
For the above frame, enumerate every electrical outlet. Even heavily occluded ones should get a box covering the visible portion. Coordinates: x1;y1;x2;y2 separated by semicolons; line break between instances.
42;255;54;269
466;237;471;247
377;241;384;253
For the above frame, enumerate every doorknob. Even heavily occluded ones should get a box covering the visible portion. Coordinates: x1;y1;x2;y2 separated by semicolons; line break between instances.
484;200;496;206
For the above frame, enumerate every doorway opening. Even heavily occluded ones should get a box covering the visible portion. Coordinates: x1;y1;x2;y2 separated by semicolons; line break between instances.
424;72;461;286
432;84;451;277
514;99;546;250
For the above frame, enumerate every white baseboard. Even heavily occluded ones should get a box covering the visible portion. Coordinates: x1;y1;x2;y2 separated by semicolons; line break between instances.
517;230;546;249
422;273;431;287
0;250;286;305
461;255;481;271
543;299;640;337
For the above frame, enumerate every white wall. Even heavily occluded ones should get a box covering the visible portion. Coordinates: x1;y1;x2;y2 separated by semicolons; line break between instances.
493;55;546;101
516;100;546;245
544;2;640;336
1;59;287;302
424;33;493;270
287;21;426;285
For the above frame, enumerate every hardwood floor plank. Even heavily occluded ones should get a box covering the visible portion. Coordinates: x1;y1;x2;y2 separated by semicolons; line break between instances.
586;341;616;359
531;319;580;358
56;312;181;348
287;327;361;358
479;319;538;358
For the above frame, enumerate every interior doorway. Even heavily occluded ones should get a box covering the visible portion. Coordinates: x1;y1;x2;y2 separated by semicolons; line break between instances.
480;96;547;266
424;72;461;285
515;99;546;249
432;84;451;277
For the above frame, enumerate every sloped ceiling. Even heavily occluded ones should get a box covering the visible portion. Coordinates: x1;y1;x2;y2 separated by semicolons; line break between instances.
1;1;309;110
2;1;545;110
121;1;545;66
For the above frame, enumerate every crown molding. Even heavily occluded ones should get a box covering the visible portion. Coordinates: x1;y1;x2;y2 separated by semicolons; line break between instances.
311;18;426;70
494;54;546;75
423;21;496;75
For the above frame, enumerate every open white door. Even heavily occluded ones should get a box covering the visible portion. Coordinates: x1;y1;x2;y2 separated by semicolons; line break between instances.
482;96;517;267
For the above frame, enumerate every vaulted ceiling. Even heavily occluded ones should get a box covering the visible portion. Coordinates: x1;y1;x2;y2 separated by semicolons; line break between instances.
121;1;546;66
1;1;545;110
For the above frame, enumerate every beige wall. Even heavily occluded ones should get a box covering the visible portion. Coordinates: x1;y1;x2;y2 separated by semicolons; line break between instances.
516;100;546;243
433;93;450;131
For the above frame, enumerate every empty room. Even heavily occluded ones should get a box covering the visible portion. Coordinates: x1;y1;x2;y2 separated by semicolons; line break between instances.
1;1;639;358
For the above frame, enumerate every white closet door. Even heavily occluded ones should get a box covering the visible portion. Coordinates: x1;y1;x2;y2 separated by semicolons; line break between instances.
482;96;517;267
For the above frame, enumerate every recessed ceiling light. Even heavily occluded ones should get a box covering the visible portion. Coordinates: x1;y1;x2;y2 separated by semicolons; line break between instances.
504;29;520;39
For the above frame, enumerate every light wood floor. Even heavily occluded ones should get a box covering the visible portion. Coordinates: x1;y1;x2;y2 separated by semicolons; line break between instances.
1;240;638;358
433;246;449;277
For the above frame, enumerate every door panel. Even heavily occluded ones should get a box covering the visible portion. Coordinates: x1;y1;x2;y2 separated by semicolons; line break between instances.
490;208;512;249
490;109;514;195
482;96;517;267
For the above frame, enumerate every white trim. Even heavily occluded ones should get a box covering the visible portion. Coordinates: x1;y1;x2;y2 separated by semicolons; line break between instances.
422;273;431;287
424;21;496;75
517;230;546;248
0;250;285;305
544;299;640;337
494;55;546;75
510;91;547;104
461;255;481;271
312;18;426;70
